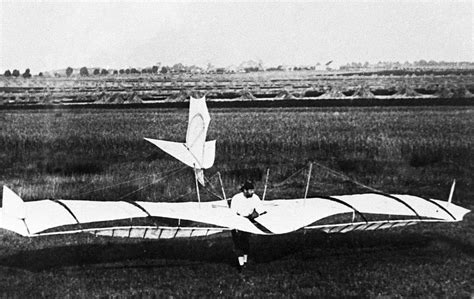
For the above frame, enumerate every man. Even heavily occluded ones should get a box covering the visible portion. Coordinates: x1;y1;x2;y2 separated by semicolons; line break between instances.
230;180;265;270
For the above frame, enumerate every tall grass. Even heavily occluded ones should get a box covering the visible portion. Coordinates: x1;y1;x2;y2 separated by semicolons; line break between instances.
0;107;472;203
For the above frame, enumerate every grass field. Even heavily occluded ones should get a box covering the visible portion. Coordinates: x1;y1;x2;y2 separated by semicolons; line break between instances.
0;106;473;297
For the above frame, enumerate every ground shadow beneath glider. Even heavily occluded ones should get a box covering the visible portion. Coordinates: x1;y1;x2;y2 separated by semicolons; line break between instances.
0;230;472;271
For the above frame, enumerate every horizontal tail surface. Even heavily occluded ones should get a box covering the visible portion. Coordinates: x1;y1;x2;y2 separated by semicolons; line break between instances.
144;138;215;169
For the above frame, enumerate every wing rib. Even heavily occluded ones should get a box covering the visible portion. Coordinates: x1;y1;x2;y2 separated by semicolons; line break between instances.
411;195;456;221
371;192;422;220
50;200;81;225
316;195;369;223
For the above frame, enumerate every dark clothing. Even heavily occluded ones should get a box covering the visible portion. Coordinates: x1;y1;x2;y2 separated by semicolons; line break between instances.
231;229;250;256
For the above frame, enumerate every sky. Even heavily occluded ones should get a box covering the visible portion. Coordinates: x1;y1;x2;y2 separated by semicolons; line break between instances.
0;0;472;73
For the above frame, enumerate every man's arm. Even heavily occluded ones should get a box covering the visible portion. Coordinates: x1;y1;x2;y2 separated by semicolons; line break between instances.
254;195;266;215
230;194;246;216
245;195;267;220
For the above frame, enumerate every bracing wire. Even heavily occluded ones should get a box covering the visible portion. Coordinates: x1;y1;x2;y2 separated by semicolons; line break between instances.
173;172;221;201
311;160;383;193
74;165;188;199
261;148;384;195
116;165;189;201
201;173;225;201
272;165;308;187
75;172;160;195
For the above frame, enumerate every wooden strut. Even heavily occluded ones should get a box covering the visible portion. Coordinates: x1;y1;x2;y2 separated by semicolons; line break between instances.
21;218;31;236
194;165;201;208
448;179;456;206
304;163;313;206
262;168;270;201
217;172;228;206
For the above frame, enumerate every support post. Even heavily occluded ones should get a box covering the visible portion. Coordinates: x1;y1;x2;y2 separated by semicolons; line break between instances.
262;168;270;201
193;165;201;208
304;162;313;206
217;172;228;207
448;179;456;206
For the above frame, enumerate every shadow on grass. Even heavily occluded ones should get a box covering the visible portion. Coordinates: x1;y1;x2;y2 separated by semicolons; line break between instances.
0;230;472;272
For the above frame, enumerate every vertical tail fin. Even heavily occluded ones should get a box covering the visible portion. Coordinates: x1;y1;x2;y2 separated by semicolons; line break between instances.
145;96;215;185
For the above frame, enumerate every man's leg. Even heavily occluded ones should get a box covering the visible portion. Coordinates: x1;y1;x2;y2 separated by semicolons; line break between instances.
231;230;245;267
241;232;250;264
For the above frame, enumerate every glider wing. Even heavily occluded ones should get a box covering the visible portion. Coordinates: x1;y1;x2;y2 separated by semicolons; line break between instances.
0;186;470;238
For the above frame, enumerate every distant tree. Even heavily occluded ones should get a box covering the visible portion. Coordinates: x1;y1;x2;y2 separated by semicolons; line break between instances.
93;68;100;75
141;69;147;74
152;65;158;73
24;69;32;78
119;69;125;74
113;70;118;75
417;59;428;66
100;69;109;75
66;67;73;77
80;67;89;76
131;68;139;74
4;70;11;77
12;69;20;77
125;69;130;74
38;72;43;77
160;66;168;74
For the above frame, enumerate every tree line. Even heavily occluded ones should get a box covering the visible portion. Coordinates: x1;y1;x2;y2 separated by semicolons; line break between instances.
3;65;169;78
3;69;32;78
76;65;167;76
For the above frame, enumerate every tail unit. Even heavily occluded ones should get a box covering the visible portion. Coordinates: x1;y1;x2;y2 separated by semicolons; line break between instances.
145;96;216;184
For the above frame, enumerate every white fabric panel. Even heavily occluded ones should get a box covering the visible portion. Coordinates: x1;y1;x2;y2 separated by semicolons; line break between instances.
138;200;265;234
187;115;206;164
186;97;210;168
144;138;198;168
140;199;352;235
59;200;147;223
257;198;353;234
144;137;214;169
390;195;450;220
334;194;417;216
24;200;77;234
186;97;210;147
2;186;26;219
1;186;30;236
202;140;216;169
0;213;29;236
431;199;470;221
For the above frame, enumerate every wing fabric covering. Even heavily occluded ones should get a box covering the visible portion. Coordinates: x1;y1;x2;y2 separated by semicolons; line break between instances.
0;186;470;238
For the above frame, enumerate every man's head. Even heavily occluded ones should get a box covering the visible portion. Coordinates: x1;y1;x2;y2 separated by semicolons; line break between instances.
241;180;255;198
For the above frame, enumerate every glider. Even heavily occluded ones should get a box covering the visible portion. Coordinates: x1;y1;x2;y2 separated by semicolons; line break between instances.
0;97;470;240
